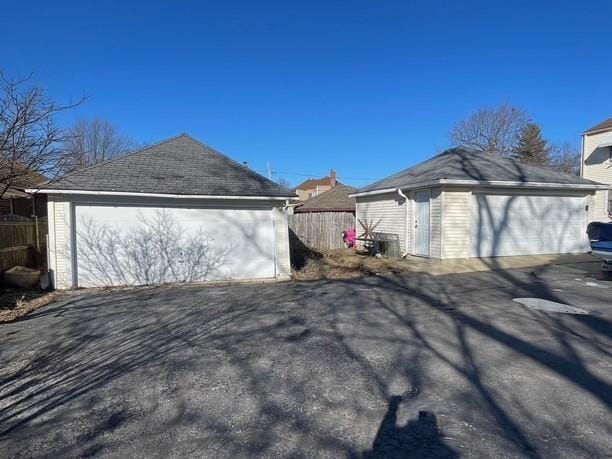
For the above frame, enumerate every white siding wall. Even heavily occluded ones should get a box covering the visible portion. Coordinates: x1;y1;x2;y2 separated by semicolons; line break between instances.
47;195;73;289
273;206;291;278
429;188;442;258
440;187;597;260
356;193;407;253
46;194;291;288
583;131;612;185
441;188;471;259
591;190;610;222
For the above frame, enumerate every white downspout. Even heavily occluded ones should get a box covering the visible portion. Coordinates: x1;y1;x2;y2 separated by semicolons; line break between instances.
396;189;410;257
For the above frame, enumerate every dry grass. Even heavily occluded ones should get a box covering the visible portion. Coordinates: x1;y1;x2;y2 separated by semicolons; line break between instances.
292;249;407;280
0;290;63;323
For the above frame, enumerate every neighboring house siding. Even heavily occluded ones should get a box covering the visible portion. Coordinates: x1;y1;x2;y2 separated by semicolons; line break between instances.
441;188;471;259
356;193;406;253
273;206;291;278
430;188;442;259
47;195;72;289
583;131;612;185
296;185;331;201
592;190;610;222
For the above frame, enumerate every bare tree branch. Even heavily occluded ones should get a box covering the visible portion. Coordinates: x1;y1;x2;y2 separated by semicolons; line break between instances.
450;103;529;157
549;142;581;176
0;71;85;198
59;118;134;173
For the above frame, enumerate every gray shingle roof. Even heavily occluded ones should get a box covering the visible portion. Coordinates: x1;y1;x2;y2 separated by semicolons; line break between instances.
584;117;612;134
359;147;603;192
40;134;295;197
295;185;356;212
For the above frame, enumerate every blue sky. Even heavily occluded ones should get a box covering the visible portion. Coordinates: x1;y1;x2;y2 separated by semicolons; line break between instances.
3;1;612;187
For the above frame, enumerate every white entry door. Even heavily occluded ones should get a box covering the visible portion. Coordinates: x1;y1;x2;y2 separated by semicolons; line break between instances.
73;204;276;287
414;190;431;256
470;193;589;257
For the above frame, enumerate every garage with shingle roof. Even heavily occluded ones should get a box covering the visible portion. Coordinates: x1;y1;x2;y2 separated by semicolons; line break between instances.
31;134;297;288
351;148;610;259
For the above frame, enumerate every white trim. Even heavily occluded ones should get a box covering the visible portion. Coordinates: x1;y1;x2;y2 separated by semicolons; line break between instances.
70;203;78;288
580;134;585;178
396;189;410;256
351;181;610;198
26;189;297;200
440;189;445;259
349;187;399;198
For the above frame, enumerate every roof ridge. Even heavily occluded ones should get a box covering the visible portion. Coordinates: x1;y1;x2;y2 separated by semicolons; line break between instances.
359;146;599;193
179;133;291;193
358;148;459;191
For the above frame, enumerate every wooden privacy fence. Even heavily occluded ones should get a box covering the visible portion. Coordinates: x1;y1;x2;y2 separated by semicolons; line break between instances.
0;220;48;271
288;212;355;251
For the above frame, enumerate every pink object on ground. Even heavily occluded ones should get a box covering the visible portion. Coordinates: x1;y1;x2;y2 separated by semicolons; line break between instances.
344;228;356;248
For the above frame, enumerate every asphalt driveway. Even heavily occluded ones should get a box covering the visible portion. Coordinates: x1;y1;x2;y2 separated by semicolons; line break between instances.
1;264;611;458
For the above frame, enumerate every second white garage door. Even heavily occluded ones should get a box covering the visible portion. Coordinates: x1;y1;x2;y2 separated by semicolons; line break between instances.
470;193;589;257
74;205;276;287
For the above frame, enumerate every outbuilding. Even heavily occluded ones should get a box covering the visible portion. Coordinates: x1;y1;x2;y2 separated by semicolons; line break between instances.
30;134;295;288
351;148;610;259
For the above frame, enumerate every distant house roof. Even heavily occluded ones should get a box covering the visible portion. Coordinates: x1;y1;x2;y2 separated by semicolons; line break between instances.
584;118;612;134
295;185;356;213
295;176;342;190
356;147;605;194
34;134;296;198
0;161;48;199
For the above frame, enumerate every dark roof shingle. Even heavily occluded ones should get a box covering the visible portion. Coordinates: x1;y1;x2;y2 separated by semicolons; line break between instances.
359;147;602;192
295;185;356;212
39;134;295;197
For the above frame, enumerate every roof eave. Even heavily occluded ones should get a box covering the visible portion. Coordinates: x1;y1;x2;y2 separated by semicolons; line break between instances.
350;179;610;197
26;188;299;201
584;127;612;135
295;207;355;213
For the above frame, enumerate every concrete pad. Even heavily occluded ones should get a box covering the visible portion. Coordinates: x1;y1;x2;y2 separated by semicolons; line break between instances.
402;253;598;276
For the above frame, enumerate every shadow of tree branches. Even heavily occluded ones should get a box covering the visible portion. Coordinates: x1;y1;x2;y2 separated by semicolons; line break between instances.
0;265;610;457
76;209;234;286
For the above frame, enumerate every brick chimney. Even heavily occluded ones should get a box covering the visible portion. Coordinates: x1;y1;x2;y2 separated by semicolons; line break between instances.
330;169;337;188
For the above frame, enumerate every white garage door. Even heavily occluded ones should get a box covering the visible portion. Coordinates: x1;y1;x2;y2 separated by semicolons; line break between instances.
470;193;589;257
74;205;276;287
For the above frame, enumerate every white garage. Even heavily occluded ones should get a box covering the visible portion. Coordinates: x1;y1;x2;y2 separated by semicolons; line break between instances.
470;193;589;257
74;204;277;288
352;148;610;259
31;134;295;289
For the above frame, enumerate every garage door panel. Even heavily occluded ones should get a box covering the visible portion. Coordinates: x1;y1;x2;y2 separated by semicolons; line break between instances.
75;205;276;287
470;194;589;257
